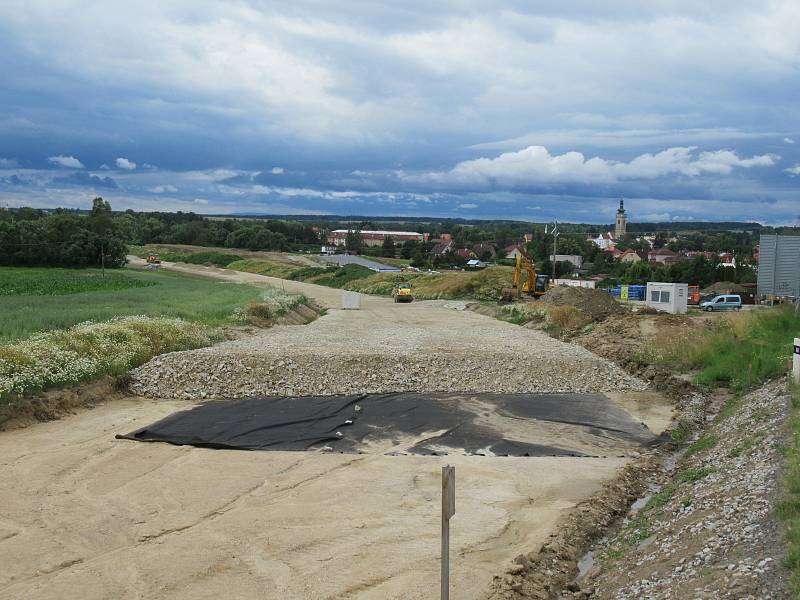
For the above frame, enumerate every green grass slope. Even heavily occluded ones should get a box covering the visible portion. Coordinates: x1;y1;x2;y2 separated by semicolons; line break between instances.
0;267;264;342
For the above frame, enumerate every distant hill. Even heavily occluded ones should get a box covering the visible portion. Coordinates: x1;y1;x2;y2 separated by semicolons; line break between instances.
219;213;766;232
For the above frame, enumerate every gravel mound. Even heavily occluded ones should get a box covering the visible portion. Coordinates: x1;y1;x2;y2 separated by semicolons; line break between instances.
130;308;646;399
540;286;626;321
582;380;790;599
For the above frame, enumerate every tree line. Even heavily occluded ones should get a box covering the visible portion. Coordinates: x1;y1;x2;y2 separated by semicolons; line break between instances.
0;199;127;268
0;200;325;267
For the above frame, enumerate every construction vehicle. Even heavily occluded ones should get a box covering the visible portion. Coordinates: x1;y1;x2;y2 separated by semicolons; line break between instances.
500;254;550;302
393;282;414;303
688;284;701;305
145;254;161;270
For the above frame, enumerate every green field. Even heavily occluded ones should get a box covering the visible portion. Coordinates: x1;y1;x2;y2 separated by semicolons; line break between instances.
0;267;155;296
0;267;265;342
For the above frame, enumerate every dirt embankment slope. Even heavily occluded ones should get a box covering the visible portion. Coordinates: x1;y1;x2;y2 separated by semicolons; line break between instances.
576;380;790;599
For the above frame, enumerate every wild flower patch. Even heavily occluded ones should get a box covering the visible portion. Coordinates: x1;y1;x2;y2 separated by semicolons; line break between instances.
0;316;218;402
234;287;309;322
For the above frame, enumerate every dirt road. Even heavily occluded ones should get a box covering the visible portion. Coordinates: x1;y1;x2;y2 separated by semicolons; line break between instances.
0;259;673;599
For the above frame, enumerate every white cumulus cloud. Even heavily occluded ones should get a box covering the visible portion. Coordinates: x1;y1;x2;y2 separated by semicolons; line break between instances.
458;203;478;209
785;164;800;176
149;185;178;193
270;167;285;174
116;157;137;170
48;155;84;169
785;137;795;144
409;145;778;187
0;158;18;168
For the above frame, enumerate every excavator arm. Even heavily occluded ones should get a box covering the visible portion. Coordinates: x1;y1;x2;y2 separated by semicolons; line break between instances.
511;254;548;297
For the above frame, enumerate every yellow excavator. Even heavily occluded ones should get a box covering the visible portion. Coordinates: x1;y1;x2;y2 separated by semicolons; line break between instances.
500;254;550;302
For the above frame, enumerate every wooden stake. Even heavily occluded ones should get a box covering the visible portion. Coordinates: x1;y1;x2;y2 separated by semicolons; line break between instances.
441;465;455;600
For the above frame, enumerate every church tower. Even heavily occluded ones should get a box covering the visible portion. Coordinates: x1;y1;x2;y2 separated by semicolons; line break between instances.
615;198;627;239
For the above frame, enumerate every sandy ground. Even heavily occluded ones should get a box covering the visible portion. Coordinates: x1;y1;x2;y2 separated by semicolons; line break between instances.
0;259;673;599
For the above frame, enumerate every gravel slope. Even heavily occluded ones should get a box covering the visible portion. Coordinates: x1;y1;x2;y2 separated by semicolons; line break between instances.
131;299;646;399
575;379;790;599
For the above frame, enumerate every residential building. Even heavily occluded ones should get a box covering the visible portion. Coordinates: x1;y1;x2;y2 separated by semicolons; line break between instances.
589;231;616;249
327;229;425;247
649;247;679;265
505;244;528;259
431;240;454;256
619;249;647;263
550;254;583;268
454;248;475;260
685;251;716;260
718;252;737;268
472;243;497;260
523;233;534;242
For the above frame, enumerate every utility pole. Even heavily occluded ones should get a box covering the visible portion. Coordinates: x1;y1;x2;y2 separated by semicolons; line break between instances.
548;221;559;280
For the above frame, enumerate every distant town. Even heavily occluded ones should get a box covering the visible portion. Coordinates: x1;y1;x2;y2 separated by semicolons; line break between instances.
2;200;793;295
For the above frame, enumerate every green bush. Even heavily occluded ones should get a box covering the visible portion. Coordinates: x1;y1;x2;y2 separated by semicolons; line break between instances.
313;264;374;288
289;266;335;280
181;252;243;267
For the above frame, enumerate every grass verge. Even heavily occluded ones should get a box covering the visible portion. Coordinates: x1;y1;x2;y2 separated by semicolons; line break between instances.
647;307;800;392
0;317;218;403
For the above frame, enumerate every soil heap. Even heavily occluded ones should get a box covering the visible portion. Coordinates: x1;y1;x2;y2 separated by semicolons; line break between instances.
539;286;626;321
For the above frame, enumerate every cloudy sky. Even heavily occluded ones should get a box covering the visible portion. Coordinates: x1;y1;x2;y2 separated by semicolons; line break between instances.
1;1;799;224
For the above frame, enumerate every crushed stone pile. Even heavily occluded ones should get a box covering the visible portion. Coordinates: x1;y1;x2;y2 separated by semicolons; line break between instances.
130;311;647;399
540;286;626;321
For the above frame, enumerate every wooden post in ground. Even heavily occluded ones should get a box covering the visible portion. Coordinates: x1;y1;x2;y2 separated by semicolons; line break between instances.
441;465;455;600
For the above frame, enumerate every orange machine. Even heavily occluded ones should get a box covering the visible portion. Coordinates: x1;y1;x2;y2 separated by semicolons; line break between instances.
688;284;701;305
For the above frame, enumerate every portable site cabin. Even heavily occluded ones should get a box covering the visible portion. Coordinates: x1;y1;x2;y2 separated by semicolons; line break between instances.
646;282;688;314
341;290;361;310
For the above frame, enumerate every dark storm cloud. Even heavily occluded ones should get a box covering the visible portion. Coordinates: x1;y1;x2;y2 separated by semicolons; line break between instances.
0;1;798;222
51;172;119;189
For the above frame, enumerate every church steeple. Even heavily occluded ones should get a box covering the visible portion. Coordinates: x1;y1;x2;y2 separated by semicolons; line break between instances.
615;198;628;239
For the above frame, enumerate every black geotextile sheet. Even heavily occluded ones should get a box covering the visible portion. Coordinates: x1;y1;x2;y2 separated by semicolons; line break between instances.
118;392;663;457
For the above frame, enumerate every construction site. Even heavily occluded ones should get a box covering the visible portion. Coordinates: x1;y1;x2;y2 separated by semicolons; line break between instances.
0;254;793;600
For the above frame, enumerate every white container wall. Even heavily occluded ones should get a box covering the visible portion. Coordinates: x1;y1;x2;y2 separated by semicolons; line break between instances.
341;291;361;310
646;282;688;314
553;279;597;289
